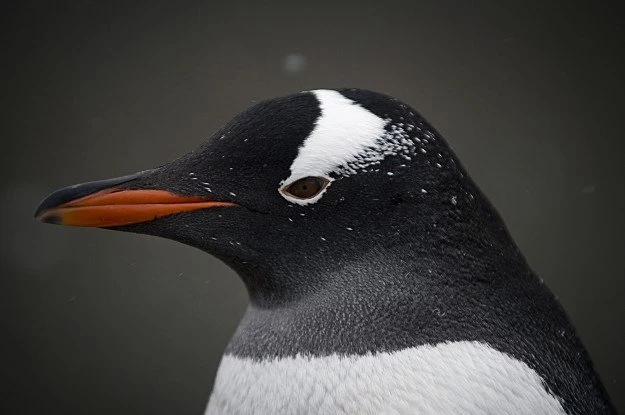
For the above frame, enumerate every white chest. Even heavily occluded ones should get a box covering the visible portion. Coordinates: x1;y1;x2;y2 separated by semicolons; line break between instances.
205;341;566;415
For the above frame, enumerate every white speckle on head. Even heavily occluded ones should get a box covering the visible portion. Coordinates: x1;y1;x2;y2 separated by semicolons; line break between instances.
421;188;427;194
229;192;237;197
206;341;566;415
451;196;457;205
387;172;394;176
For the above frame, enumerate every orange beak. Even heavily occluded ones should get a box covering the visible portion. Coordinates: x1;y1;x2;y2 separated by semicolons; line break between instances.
35;173;236;227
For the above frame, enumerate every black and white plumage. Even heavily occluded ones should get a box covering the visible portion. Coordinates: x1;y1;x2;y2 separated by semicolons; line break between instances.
36;89;615;414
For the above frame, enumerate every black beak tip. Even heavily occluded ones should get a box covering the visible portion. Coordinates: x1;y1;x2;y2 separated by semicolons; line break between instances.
36;211;62;224
34;195;62;223
33;170;152;222
34;194;60;219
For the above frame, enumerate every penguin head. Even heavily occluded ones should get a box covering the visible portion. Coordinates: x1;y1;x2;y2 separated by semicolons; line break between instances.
36;89;486;302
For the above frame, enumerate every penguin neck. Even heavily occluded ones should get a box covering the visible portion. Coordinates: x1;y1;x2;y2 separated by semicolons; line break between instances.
233;190;528;308
224;211;555;360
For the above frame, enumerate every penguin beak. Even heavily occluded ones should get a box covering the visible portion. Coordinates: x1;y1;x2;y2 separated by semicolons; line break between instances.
34;170;236;228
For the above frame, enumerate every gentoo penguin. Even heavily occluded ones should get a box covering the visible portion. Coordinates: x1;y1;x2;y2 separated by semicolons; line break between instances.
36;89;615;414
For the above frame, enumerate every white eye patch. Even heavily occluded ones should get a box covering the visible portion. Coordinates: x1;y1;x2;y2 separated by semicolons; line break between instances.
279;89;388;205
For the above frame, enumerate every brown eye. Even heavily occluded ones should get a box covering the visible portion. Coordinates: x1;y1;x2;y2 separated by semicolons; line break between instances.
283;177;329;199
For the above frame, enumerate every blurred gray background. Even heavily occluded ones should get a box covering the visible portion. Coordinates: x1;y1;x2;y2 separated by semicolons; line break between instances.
3;1;624;414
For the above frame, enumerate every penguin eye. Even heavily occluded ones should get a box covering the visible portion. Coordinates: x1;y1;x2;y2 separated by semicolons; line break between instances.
282;177;329;199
